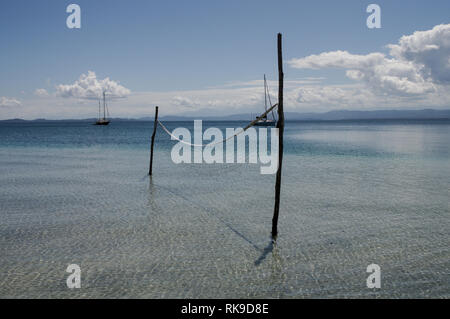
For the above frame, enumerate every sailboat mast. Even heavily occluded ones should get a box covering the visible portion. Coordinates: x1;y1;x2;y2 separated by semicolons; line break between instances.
98;100;101;120
264;74;268;112
103;91;106;120
265;77;276;121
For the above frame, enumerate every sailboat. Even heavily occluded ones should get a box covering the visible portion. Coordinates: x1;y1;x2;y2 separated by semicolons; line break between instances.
254;74;276;126
95;91;110;125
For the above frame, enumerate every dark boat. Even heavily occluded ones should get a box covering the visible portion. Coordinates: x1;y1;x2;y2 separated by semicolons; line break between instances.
95;91;110;125
254;74;276;127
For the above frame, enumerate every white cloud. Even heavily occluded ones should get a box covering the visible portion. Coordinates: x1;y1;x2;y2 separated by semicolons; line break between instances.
171;96;199;107
288;24;450;98
2;77;449;120
55;71;131;100
0;96;21;107
34;88;49;97
289;51;386;70
388;24;450;84
289;50;435;96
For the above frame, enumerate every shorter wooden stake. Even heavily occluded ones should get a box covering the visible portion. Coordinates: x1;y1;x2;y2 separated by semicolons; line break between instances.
149;106;159;176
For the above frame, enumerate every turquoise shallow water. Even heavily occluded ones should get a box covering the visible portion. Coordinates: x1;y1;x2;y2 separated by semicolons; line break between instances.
0;120;449;298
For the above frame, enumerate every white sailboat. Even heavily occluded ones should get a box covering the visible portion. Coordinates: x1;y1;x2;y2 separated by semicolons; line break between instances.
255;74;276;126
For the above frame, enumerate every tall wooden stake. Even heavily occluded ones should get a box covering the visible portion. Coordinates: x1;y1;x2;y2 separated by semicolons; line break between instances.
272;33;284;240
149;106;159;176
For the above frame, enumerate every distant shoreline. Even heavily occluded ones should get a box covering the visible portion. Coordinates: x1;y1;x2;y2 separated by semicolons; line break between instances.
1;109;449;122
1;119;449;125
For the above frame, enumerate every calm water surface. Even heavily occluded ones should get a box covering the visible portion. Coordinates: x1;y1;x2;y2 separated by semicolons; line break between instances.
0;120;449;298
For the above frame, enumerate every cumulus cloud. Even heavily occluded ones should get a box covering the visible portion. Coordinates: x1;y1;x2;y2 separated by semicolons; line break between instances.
171;96;198;107
0;97;21;107
290;51;386;70
34;88;49;97
55;71;131;100
388;24;450;84
289;51;435;96
288;24;450;97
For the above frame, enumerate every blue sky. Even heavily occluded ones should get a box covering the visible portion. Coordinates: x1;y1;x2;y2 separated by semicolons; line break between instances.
1;0;450;119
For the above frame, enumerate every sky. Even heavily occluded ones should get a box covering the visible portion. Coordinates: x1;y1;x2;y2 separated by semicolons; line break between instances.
1;0;450;119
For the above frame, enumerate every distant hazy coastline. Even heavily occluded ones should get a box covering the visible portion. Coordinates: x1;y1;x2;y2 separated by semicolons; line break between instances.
1;109;449;122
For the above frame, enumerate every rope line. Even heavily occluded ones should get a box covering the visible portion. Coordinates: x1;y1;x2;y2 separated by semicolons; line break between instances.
158;119;242;147
157;103;278;147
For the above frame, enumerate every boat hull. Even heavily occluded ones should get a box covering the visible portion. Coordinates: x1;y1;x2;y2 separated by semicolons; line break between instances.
94;120;110;125
254;121;276;127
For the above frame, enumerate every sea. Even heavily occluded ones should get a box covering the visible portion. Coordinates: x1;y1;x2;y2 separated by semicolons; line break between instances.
0;119;449;298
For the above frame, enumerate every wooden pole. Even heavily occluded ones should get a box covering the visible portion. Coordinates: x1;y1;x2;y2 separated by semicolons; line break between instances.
272;33;284;240
149;106;159;176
